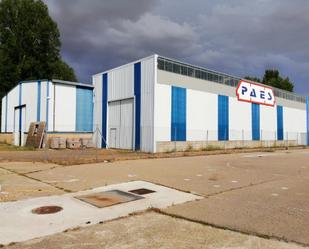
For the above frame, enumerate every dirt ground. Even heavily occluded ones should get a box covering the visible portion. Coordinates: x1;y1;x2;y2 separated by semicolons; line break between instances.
1;149;309;248
0;145;302;165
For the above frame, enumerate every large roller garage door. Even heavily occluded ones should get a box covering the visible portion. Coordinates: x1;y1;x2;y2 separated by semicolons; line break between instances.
108;98;134;150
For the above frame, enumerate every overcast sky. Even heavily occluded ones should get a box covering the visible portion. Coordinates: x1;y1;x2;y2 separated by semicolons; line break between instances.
43;0;309;94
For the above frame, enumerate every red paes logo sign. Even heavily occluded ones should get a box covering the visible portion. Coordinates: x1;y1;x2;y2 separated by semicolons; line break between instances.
236;80;276;106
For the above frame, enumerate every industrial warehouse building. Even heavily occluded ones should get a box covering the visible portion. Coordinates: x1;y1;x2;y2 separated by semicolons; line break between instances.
1;79;93;146
93;54;309;153
1;54;308;152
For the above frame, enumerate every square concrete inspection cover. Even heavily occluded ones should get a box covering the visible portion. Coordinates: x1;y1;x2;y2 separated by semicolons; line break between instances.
0;181;202;245
129;188;156;195
75;190;144;208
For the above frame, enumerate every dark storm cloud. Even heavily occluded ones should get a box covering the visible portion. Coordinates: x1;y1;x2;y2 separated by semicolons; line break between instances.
44;0;309;93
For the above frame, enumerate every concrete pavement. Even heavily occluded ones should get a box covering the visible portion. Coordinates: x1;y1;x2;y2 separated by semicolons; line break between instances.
1;149;309;247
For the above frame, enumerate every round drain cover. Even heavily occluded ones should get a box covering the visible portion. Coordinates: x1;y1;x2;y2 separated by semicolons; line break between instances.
32;205;63;215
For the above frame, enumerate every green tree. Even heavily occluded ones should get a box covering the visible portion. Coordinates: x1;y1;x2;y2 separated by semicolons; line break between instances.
245;69;294;92
244;76;262;83
53;60;77;82
0;0;77;100
262;69;294;92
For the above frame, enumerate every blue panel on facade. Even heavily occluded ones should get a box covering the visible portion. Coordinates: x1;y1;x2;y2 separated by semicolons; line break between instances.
76;86;93;132
134;62;141;150
171;86;186;141
277;105;284;140
102;73;108;148
218;95;229;141
307;97;309;145
252;103;260;141
37;81;41;122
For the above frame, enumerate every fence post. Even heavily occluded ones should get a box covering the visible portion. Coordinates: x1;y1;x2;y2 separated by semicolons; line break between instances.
224;129;227;150
242;129;244;147
44;128;49;162
206;130;209;147
174;127;177;152
95;126;98;163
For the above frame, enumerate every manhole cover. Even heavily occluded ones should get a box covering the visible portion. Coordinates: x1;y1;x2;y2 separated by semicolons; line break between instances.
32;206;63;215
75;190;144;208
129;188;156;195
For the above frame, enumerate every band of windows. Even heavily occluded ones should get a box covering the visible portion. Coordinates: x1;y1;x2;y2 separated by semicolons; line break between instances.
157;57;305;103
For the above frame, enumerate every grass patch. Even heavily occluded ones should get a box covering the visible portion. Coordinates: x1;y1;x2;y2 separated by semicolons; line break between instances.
185;144;194;152
0;143;35;151
201;145;221;151
164;148;176;153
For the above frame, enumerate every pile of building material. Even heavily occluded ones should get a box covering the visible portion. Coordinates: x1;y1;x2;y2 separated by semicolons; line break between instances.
81;138;94;148
66;138;81;149
50;137;66;149
25;122;46;148
49;137;94;149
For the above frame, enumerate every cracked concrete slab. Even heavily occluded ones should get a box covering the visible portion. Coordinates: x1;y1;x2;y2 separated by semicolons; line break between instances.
0;181;201;245
0;162;60;175
3;212;305;249
26;154;284;195
0;173;64;202
164;177;309;245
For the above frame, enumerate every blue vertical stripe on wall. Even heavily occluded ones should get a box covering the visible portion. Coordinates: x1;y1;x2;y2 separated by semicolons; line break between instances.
37;80;41;121
134;62;141;150
76;86;93;132
171;86;186;141
46;81;49;130
218;95;229;141
5;94;8;132
277;105;284;140
252;103;260;140
306;97;309;145
102;73;108;148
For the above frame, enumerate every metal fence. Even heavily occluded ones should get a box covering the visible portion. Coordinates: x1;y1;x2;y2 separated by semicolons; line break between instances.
27;125;306;164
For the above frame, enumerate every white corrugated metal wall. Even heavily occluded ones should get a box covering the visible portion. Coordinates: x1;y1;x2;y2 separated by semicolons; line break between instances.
119;98;134;149
92;74;103;147
140;56;155;152
154;83;171;143
92;55;156;152
54;84;76;131
186;89;218;141
92;55;308;152
1;95;7;133
6;85;20;133
1;80;93;144
108;99;134;149
107;63;134;150
155;67;307;149
229;97;252;140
